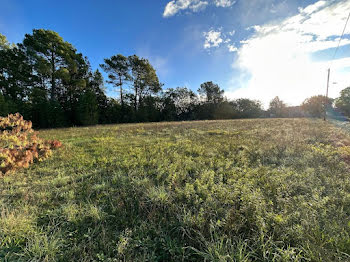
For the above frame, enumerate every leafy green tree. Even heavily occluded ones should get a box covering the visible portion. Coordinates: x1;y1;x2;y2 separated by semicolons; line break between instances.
29;87;50;128
23;29;91;125
0;33;14;50
128;55;162;111
105;98;123;123
213;101;235;119
302;95;333;118
198;81;224;104
0;45;35;104
23;29;81;101
162;87;197;120
232;98;263;118
77;90;99;125
335;87;350;117
268;96;286;117
137;96;161;122
87;70;109;123
100;54;130;106
59;54;89;125
48;100;66;127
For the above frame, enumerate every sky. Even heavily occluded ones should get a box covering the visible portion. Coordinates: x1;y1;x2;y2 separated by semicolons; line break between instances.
1;0;350;107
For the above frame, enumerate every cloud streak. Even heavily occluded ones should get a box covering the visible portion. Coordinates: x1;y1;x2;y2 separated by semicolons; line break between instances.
163;0;235;17
214;0;235;8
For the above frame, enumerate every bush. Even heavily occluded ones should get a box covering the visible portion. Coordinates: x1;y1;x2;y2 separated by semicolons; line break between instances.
0;113;61;175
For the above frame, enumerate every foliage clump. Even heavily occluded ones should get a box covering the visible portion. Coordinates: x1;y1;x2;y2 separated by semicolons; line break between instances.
0;113;61;175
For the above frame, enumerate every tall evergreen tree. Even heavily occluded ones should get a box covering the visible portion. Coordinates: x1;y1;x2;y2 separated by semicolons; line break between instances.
198;81;224;104
100;54;130;107
128;55;162;111
23;29;77;101
23;29;90;125
77;90;99;125
88;70;109;123
0;45;35;114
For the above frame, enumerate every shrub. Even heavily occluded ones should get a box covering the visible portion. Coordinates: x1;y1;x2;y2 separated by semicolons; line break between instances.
0;113;61;175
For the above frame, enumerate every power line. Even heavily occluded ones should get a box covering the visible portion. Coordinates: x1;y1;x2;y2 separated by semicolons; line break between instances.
330;10;350;67
324;11;350;121
324;10;350;121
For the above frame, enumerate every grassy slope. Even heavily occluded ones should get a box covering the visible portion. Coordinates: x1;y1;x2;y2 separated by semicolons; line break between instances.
1;119;350;261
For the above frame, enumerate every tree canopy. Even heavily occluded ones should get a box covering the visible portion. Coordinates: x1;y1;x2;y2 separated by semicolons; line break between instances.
335;87;350;117
268;96;286;118
302;95;333;118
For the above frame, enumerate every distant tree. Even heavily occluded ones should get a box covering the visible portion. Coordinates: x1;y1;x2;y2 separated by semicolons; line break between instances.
87;70;109;123
23;29;92;126
335;87;350;117
302;95;333;118
47;100;66;127
0;30;105;127
100;54;130;107
268;96;286;117
284;106;306;118
128;55;162;111
213;101;235;119
29;87;49;128
137;95;161;122
0;33;14;50
198;81;224;104
77;90;99;125
232;98;263;118
162;87;197;120
60;54;90;125
23;29;80;101
105;98;123;123
0;45;35;105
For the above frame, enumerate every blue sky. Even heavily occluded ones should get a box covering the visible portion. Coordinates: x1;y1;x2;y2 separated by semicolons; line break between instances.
1;0;350;106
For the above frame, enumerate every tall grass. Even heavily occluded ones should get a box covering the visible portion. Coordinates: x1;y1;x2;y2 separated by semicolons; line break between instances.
1;119;350;261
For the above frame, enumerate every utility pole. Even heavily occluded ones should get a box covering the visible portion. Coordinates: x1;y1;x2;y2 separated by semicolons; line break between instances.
324;68;330;121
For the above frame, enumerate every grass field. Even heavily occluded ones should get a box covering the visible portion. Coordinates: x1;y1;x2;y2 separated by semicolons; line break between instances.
1;119;350;261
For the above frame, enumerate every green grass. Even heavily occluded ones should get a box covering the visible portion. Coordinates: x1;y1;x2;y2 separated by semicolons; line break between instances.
1;119;350;261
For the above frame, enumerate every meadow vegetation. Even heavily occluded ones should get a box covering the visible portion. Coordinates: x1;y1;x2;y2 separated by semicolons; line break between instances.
1;118;350;261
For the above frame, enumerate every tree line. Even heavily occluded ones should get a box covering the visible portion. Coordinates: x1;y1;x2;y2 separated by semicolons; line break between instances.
1;29;349;128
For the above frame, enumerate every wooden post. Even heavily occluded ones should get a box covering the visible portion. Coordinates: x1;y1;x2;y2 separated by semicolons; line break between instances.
324;68;330;121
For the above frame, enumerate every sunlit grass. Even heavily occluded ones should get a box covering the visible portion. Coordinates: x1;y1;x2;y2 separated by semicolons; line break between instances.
1;119;350;261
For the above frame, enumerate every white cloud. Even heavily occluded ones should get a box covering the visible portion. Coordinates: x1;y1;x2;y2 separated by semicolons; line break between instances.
163;0;208;17
214;0;235;8
300;0;327;15
228;30;235;36
203;30;224;48
163;0;235;17
228;44;238;52
227;0;350;107
190;1;208;12
203;28;237;51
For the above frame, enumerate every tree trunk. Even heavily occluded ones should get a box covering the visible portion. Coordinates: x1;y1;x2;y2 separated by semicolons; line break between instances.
134;86;138;111
50;52;56;101
119;74;123;107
